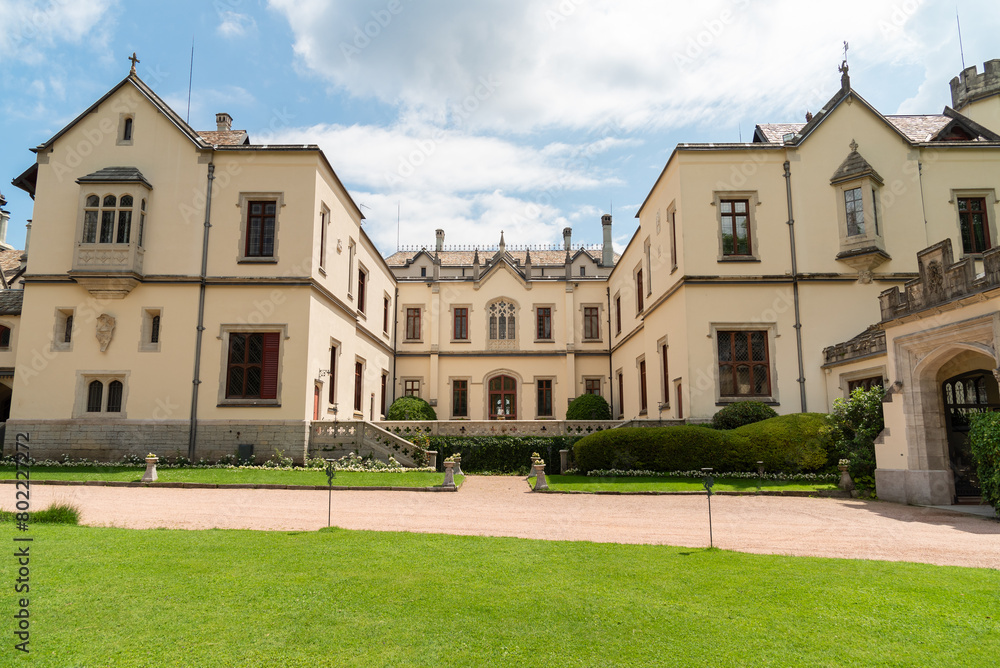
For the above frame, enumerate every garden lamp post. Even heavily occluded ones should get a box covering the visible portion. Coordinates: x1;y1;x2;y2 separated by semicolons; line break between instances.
702;467;715;548
325;459;337;527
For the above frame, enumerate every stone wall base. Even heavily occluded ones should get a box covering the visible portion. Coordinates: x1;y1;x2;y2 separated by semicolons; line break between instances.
2;419;310;465
876;468;954;505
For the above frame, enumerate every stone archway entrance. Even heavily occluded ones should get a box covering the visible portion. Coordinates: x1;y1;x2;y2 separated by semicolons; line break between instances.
942;370;997;500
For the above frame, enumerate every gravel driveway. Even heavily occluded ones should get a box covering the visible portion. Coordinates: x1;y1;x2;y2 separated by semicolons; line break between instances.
21;476;1000;569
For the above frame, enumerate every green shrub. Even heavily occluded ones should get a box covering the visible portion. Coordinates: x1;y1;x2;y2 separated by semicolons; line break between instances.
823;386;884;484
573;413;832;474
969;412;1000;513
0;502;80;525
566;393;612;420
711;401;778;430
386;396;437;420
427;436;579;475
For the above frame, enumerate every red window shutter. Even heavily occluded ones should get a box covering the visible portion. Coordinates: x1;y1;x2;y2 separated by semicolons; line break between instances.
260;333;280;399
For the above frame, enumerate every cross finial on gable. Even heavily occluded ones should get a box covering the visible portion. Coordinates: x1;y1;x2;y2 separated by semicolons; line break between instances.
838;41;850;90
129;52;140;75
849;139;859;152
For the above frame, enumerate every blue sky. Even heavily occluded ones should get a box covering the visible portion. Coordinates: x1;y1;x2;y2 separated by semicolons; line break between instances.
2;0;998;256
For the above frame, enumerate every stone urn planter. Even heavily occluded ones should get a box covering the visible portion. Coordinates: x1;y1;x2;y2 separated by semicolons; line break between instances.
442;461;457;488
141;455;159;483
838;465;855;492
532;462;549;491
452;454;463;476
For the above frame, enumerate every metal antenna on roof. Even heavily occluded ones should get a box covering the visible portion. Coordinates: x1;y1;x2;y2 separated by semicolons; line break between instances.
396;202;400;251
186;38;194;124
956;8;967;72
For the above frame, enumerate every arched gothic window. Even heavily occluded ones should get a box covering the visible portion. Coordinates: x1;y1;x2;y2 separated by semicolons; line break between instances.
488;301;516;340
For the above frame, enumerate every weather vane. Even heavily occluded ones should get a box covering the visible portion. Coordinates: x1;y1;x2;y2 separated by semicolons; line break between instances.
129;52;140;75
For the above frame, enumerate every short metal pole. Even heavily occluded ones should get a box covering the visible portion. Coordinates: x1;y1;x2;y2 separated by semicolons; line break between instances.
757;460;764;494
702;467;715;548
325;459;336;528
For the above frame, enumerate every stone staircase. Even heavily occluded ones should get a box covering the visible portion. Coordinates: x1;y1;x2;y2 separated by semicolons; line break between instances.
309;421;425;467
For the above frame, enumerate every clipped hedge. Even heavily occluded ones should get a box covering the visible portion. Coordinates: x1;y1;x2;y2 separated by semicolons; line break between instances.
969;412;1000;513
566;393;612;420
574;413;832;474
427;436;580;475
386;396;437;421
711;400;778;430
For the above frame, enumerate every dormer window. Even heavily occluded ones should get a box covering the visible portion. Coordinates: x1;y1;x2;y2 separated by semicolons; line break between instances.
831;141;889;278
844;187;864;236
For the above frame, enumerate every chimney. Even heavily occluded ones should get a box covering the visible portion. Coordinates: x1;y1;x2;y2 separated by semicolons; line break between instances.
563;227;572;251
472;248;481;280
435;229;445;252
601;214;613;266
216;113;233;132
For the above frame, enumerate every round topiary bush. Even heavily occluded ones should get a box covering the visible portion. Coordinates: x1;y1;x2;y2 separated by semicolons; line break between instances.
386;396;437;420
711;400;778;430
566;393;612;420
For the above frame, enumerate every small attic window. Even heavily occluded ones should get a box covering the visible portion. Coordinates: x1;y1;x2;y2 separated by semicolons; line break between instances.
420;267;427;277
117;114;135;146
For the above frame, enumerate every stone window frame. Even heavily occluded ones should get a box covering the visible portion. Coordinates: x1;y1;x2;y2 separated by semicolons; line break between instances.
535;375;556;418
450;376;471;418
318;203;330;275
839;366;888;398
353;357;366;417
486;298;519;350
833;178;885;255
356;262;369;317
615;368;625;419
51;308;75;352
0;320;13;351
633;262;645;313
73;371;130;418
401;377;422;398
710;322;779;406
382;293;392;335
450;304;472;343
346;238;356;299
326;336;342;414
581;303;603;342
643;238;652;296
116;113;135;146
712;191;761;262
236;191;285;264
75;187;150;246
657;335;670;409
138;307;162;353
950;188;998;256
614;292;622;335
668;202;679;273
215;324;288;407
582;376;603;397
533;303;556;342
636;354;648;415
402;304;423;343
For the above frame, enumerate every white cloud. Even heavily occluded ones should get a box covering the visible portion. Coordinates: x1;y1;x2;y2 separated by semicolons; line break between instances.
217;10;257;38
267;0;946;134
0;0;116;62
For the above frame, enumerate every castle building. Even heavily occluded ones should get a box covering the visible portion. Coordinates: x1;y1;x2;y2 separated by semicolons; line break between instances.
5;57;1000;507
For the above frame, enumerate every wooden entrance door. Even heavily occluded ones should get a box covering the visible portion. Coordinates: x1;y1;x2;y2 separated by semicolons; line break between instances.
942;370;998;499
488;375;517;420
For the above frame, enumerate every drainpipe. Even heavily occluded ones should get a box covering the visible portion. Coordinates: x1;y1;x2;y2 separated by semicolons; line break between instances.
606;286;614;415
391;286;399;405
188;162;216;459
783;161;807;413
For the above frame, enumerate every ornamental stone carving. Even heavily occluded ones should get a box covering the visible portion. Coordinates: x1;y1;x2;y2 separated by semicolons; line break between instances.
96;314;116;352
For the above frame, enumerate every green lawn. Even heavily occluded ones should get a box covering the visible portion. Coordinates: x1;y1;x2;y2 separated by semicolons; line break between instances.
0;466;460;488
545;474;838;493
2;525;997;667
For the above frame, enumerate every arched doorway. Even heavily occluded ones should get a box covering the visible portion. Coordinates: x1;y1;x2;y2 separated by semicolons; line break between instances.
942;370;999;499
488;375;517;419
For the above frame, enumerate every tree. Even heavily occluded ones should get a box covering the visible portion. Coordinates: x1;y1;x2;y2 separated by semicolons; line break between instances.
824;386;884;487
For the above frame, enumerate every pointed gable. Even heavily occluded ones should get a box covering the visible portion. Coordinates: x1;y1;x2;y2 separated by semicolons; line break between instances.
830;142;884;185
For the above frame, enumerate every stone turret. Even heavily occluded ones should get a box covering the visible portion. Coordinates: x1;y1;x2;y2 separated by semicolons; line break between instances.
951;60;1000;111
601;214;613;267
563;227;572;250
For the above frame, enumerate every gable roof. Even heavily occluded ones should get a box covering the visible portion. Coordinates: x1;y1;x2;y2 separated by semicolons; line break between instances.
830;145;884;185
197;130;250;146
755;110;1000;145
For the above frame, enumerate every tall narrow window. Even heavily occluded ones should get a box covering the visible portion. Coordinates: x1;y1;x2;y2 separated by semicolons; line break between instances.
718;330;771;397
844;187;864;236
87;381;103;412
583;307;600;340
116;195;133;243
150;315;160;344
328;346;337;404
872;188;879;236
617;372;624;418
661;343;669;405
64;315;74;343
452;380;468;417
100;195;116;243
107;380;124;412
138;199;146;247
122;117;133;141
615;295;622;334
639;360;648;413
958;197;990;254
354;361;364;412
537;379;553;417
536;307;552;340
488;301;516;341
357;269;367;313
83;195;99;243
245;200;277;257
405;308;421;340
453;307;468;340
636;270;644;312
319;210;327;271
670;210;678;271
720;199;751;256
0;326;10;348
383;296;390;334
380;373;387;417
